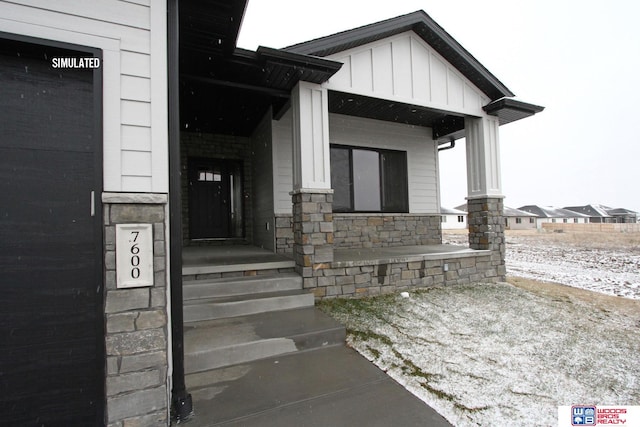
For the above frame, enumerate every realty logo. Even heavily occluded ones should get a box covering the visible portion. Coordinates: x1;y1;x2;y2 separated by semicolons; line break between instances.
572;406;596;426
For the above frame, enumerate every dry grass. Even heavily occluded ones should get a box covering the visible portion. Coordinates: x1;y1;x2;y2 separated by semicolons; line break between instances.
507;276;640;322
505;229;640;250
443;229;640;250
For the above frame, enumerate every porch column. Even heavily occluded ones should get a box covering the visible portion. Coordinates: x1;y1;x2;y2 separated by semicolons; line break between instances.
464;116;506;280
290;81;334;296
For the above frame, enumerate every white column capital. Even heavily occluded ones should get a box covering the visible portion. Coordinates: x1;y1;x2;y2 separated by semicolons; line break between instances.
465;115;503;199
291;81;331;191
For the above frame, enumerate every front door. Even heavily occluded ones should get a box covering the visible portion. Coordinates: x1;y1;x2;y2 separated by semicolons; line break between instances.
0;37;103;425
188;158;243;239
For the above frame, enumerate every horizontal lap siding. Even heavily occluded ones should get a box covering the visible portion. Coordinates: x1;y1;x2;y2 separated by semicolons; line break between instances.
328;114;438;214
0;0;167;193
273;110;294;214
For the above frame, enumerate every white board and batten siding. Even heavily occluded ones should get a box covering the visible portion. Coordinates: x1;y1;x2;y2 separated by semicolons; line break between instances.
272;112;439;215
324;31;490;118
0;0;168;193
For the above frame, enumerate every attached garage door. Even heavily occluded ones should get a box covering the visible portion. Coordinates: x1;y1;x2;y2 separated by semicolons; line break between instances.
0;38;103;425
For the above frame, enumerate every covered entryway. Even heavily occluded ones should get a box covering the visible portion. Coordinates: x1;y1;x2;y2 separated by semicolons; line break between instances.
0;37;103;424
188;157;244;239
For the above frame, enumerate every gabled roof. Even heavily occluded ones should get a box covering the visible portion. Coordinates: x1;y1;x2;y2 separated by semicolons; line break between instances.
519;205;590;219
504;207;537;218
285;10;513;101
563;204;613;218
607;208;638;216
441;207;467;215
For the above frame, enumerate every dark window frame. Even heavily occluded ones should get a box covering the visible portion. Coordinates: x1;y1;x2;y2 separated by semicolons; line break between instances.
330;144;409;213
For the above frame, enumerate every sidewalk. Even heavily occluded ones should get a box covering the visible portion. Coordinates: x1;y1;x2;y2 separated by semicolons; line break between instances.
182;344;452;427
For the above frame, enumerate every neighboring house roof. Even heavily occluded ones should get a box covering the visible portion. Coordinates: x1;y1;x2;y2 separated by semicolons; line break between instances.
503;207;537;217
563;204;613;218
441;207;467;215
454;203;468;212
607;208;638;216
519;205;590;219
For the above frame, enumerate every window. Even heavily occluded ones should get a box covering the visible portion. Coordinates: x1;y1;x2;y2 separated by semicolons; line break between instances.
563;219;568;223
457;215;464;223
516;218;522;224
574;218;578;223
330;145;408;213
441;216;447;223
529;218;535;224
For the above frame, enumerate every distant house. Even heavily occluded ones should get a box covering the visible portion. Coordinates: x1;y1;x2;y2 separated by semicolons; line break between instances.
518;205;590;229
563;204;615;223
441;207;467;230
503;206;537;230
606;208;638;223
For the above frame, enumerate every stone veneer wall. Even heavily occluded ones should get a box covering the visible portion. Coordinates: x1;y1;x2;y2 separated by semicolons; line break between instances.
180;132;253;245
275;213;442;253
275;214;294;254
308;253;499;299
467;197;506;281
103;194;170;426
333;214;441;248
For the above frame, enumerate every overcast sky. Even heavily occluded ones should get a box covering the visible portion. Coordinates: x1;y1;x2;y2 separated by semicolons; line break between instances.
238;1;640;213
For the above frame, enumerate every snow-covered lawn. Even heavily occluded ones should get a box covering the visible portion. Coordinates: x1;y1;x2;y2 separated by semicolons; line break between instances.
320;282;640;426
443;230;640;300
320;232;640;425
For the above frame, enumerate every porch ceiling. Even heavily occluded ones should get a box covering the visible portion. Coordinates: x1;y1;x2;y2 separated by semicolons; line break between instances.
179;0;342;136
328;91;465;141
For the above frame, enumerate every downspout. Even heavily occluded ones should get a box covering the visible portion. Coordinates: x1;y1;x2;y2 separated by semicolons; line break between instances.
168;0;193;421
437;138;456;152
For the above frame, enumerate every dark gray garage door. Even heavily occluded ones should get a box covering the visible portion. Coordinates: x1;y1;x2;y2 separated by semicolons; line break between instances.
0;37;103;425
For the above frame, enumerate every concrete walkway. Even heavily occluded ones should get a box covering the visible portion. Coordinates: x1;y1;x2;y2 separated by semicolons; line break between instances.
183;345;452;427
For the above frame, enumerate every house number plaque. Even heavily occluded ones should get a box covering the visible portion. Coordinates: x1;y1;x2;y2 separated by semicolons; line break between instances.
116;224;154;288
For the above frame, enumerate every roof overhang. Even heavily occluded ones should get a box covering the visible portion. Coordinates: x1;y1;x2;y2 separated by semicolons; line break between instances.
285;10;515;101
483;98;545;126
178;0;343;136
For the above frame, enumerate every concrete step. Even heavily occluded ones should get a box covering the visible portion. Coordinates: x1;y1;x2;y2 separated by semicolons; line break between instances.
183;345;452;427
183;273;302;300
183;260;295;277
184;307;346;374
183;290;314;323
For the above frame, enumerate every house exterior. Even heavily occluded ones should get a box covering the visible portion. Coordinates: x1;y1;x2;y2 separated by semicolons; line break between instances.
606;208;639;224
519;205;590;229
441;207;468;230
503;206;537;230
0;1;543;425
564;204;637;224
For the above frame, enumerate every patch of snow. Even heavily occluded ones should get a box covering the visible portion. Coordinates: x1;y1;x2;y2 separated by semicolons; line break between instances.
323;283;640;427
443;232;640;300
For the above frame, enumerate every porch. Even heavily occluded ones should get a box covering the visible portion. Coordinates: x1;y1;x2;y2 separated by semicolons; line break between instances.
182;242;492;299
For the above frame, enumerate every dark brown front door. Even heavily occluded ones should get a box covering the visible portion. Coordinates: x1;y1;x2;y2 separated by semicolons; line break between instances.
188;158;236;239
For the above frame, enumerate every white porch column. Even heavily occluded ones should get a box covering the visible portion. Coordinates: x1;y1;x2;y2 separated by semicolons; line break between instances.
464;115;505;280
464;115;503;199
291;81;331;191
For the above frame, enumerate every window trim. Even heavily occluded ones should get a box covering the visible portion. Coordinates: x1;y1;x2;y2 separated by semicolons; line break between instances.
330;144;409;213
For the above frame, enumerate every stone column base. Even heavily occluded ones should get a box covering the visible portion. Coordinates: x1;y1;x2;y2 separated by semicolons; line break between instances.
291;189;334;294
467;197;506;280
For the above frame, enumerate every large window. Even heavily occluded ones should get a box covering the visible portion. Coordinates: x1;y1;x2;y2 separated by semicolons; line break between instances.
330;145;408;213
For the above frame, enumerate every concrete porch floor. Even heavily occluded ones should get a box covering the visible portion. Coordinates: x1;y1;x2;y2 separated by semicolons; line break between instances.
182;243;479;271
